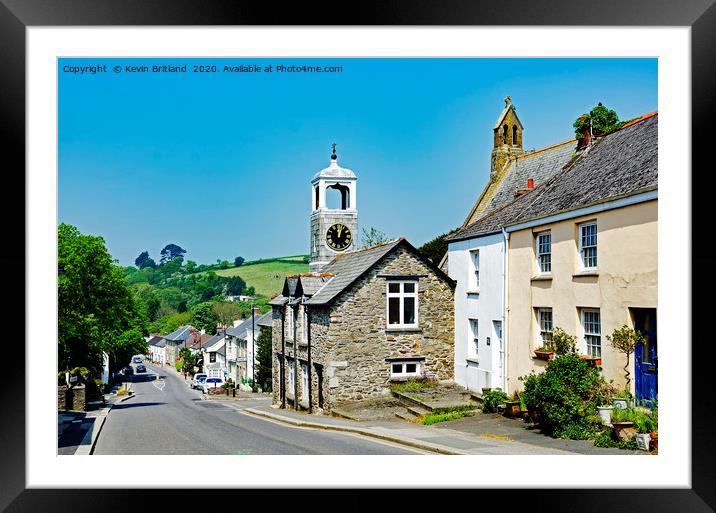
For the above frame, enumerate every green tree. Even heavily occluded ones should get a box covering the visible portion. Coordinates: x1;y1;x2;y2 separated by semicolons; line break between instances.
573;102;621;140
213;301;242;333
418;227;460;264
160;243;186;264
135;250;156;270
234;256;245;267
191;301;220;334
255;326;273;392
360;226;389;248
185;260;198;273
225;275;247;296
606;325;646;393
58;223;148;377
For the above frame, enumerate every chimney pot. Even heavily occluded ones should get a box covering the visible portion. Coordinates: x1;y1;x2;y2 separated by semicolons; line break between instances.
528;179;534;189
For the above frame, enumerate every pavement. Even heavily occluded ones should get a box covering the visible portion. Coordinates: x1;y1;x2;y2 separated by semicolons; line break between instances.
58;382;137;455
239;403;647;456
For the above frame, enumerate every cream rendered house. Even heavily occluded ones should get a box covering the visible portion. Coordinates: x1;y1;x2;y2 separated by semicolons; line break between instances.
450;112;658;402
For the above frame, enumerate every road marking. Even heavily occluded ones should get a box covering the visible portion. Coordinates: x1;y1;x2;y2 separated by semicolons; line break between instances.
151;377;165;392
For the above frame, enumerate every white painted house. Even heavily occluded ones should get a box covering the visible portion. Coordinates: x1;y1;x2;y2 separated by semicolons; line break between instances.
447;232;507;393
201;333;227;379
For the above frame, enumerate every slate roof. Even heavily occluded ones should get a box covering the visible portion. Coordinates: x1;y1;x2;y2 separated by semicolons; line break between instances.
187;333;213;350
225;313;265;339
479;139;577;219
164;325;194;341
447;112;658;242
282;277;299;297
296;275;333;296
268;294;288;306
153;339;166;348
301;238;455;306
147;335;164;347
257;311;273;328
203;333;226;352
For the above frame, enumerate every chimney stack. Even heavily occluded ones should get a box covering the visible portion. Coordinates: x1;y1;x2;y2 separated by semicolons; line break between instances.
252;307;261;317
528;178;534;189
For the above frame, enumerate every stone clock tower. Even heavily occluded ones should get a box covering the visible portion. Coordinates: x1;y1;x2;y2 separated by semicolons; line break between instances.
309;145;358;272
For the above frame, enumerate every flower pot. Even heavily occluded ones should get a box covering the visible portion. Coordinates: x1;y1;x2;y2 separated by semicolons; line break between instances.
635;432;651;451
504;400;521;418
533;350;554;361
613;398;630;410
580;355;602;366
612;421;637;441
597;405;614;425
650;432;658;451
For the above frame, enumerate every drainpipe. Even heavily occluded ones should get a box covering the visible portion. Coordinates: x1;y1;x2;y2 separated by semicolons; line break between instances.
307;305;312;414
281;306;286;409
293;305;299;411
501;227;510;393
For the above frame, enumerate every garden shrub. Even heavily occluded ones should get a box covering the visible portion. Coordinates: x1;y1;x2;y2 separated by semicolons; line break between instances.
481;389;509;413
520;353;608;436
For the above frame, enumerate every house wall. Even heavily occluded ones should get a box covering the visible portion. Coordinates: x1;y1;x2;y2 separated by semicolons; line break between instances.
273;246;455;412
506;200;657;393
448;232;505;393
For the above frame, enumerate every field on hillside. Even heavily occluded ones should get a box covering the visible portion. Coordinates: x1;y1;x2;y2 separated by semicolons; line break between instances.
216;257;309;297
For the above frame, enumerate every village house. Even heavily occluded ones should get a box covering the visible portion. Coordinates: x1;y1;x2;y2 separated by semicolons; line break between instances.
147;334;165;365
447;109;657;402
445;97;578;393
163;325;195;366
224;309;272;388
201;332;227;379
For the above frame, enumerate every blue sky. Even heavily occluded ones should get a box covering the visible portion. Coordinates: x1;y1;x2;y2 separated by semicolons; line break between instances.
58;58;657;266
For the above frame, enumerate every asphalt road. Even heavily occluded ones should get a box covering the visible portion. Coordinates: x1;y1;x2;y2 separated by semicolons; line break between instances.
94;362;421;455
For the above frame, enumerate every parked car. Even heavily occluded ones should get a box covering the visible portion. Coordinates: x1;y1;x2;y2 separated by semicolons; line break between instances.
132;356;143;364
201;377;225;393
122;366;134;376
136;364;146;373
191;373;207;389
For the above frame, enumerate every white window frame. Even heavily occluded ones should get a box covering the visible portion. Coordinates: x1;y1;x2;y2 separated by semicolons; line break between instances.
288;360;295;391
287;306;294;340
469;249;480;291
578;222;598;270
536;308;553;348
390;360;421;378
469;318;479;357
535;231;552;275
386;280;419;328
301;363;309;401
301;307;307;344
581;308;601;357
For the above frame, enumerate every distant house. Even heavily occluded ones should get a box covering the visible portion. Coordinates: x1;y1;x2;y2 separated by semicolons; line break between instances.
269;237;455;413
147;335;165;365
163;325;195;366
201;333;227;379
224;309;272;387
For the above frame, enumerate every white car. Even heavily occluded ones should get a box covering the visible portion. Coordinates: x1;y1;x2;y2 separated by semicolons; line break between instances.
191;373;207;389
201;377;225;393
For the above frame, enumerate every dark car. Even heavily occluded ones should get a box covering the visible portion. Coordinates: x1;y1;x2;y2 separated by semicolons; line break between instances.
122;365;134;376
136;364;146;373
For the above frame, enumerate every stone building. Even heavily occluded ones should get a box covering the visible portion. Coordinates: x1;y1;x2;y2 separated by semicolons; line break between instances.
269;237;455;413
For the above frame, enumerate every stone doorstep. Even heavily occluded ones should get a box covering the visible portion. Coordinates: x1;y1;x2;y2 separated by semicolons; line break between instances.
330;407;362;421
392;390;477;413
407;405;431;417
395;409;419;422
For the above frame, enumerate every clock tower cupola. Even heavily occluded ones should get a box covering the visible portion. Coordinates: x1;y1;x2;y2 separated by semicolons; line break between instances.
309;144;358;272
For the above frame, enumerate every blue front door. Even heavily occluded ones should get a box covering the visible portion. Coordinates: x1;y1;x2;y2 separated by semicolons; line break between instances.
633;308;657;406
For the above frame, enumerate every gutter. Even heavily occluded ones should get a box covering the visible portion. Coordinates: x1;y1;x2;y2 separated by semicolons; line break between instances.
501;227;509;393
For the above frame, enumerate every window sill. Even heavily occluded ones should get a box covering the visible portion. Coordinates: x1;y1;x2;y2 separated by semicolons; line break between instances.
389;375;421;382
573;271;599;278
531;274;553;281
466;289;480;295
385;326;422;333
466;357;479;365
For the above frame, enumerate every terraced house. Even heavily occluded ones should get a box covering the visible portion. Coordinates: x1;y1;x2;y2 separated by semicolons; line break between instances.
448;109;658;403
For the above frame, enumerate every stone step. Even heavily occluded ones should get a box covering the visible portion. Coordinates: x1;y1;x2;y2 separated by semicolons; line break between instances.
407;406;431;417
395;410;419;422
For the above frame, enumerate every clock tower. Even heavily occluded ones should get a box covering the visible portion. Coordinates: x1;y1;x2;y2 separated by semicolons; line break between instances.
309;145;358;272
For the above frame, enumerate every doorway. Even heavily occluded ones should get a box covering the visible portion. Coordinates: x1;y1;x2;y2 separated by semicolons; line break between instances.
632;308;657;406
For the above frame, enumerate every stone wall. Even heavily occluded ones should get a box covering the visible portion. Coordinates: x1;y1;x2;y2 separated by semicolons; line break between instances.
58;384;87;411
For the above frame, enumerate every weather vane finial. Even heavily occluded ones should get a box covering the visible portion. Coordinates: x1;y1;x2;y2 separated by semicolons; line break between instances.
331;143;337;160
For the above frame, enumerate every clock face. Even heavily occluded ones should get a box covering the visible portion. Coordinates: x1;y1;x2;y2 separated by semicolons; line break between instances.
326;223;353;251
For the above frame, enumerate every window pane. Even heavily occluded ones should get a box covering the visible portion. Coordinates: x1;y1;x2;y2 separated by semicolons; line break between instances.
405;363;417;373
392;363;402;374
403;282;415;293
388;298;400;324
403;297;415;324
388;283;400;293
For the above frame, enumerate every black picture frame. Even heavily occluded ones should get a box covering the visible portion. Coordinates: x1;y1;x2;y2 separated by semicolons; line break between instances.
2;1;711;511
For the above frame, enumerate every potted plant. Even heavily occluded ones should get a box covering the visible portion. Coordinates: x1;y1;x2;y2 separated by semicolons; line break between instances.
613;389;633;409
533;345;555;360
504;393;522;418
597;405;614;426
610;407;637;441
650;431;658;451
580;354;602;366
607;325;646;397
633;410;654;451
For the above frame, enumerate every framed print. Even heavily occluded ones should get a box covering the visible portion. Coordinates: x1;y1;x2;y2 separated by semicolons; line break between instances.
2;0;714;511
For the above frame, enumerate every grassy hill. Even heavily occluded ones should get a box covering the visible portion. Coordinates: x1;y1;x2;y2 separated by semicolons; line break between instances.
215;255;309;297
